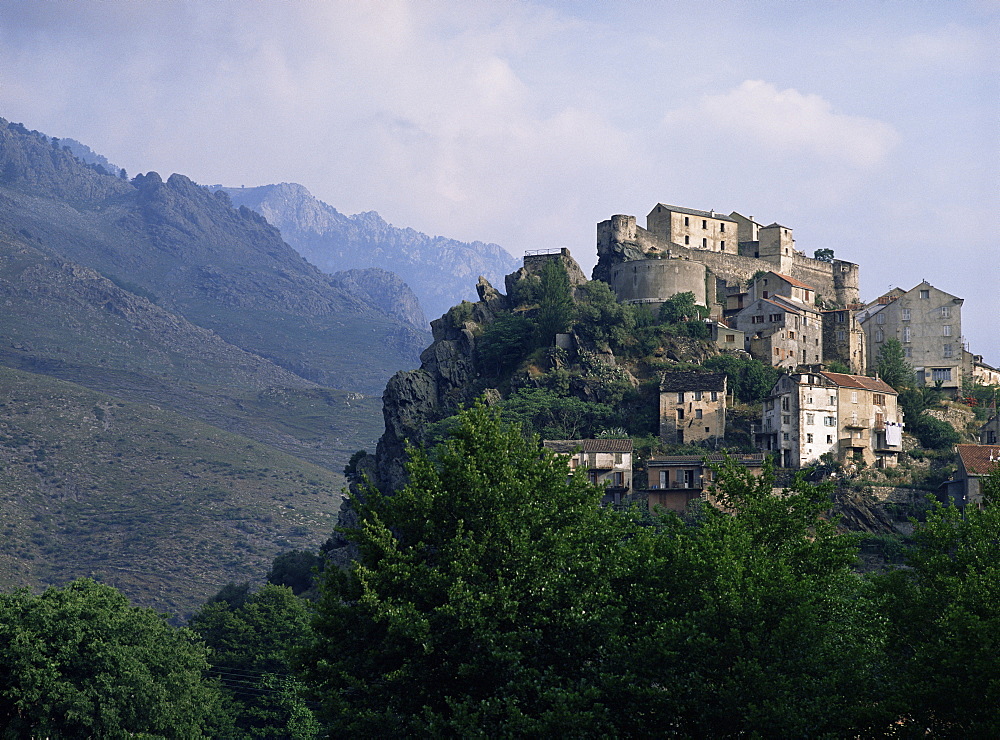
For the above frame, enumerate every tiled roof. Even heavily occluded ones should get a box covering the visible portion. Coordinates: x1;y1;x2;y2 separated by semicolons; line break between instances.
648;453;766;466
956;445;1000;476
759;296;803;315
763;222;791;229
659;371;728;392
819;372;897;395
652;203;737;222
771;272;816;291
543;439;634;454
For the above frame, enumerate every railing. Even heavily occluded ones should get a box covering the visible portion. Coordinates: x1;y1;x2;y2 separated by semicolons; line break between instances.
524;248;564;256
843;418;869;429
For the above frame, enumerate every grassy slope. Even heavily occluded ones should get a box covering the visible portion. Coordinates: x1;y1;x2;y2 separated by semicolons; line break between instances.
0;365;351;618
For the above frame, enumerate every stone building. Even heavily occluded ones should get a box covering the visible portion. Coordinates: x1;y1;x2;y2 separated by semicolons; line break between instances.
646;203;738;254
964;351;1000;387
595;208;859;313
942;445;1000;508
822;307;866;374
758;371;840;469
606;257;708;309
980;415;1000;446
758;371;902;469
643;453;766;513
543;438;633;505
659;372;727;445
856;281;964;395
734;295;824;369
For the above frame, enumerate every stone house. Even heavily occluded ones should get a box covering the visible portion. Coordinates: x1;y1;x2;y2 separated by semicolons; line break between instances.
980;414;1000;445
822;307;866;374
734;295;824;369
747;271;816;305
646;203;738;254
758;371;902;469
942;444;1000;508
856;281;964;395
659;372;727;446
758;371;840;469
708;321;745;352
964;351;1000;387
643;453;767;513
543;438;633;505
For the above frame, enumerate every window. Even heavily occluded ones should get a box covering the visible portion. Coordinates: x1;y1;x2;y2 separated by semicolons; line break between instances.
806;396;813;405
720;223;725;232
940;306;950;318
684;235;690;245
942;325;952;336
851;391;858;403
725;334;735;342
837;330;846;341
694;390;702;401
873;394;885;406
904;347;912;357
920;289;930;299
702;219;707;229
695;409;703;419
903;327;911;343
876;313;886;324
782;397;790;411
614;452;623;464
613;471;624;487
711;391;718;401
807;433;814;443
677;409;685;420
788;330;795;340
875;329;884;343
932;368;952;382
752;315;764;324
783;432;790;441
684;216;689;226
824;416;836;426
676;392;684;403
944;344;953;358
826;435;833;444
901;308;910;320
720;240;725;250
702;238;707;248
769;313;782;322
775;348;781;357
836;312;845;323
829;395;836;405
783;415;791;425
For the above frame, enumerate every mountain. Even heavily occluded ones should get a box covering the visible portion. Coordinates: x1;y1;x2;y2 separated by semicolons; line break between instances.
0;364;346;617
0;119;429;394
221;182;520;321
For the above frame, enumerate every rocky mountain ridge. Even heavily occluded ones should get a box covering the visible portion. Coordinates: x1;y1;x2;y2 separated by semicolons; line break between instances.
221;182;520;321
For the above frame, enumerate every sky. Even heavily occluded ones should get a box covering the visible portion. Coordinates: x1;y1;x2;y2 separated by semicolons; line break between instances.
0;0;997;363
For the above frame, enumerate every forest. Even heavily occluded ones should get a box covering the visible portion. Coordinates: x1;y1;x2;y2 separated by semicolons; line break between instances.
2;402;998;737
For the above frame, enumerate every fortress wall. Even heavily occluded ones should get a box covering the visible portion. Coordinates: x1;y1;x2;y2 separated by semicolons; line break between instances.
608;259;708;305
601;219;857;308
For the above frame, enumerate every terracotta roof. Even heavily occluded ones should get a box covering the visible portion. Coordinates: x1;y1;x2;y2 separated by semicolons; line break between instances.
956;445;1000;476
771;272;816;291
819;372;897;395
659;371;728;393
543;439;634;454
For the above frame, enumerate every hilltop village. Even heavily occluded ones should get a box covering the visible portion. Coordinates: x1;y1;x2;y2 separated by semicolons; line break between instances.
363;200;999;521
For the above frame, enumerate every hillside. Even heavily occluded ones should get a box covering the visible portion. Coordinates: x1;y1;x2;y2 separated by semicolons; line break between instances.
222;182;520;320
0;365;347;618
0;118;429;393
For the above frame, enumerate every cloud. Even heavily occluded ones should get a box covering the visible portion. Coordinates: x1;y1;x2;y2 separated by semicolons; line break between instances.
663;80;899;169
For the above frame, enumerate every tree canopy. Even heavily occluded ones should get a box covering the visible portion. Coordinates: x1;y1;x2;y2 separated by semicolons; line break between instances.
876;338;913;391
0;578;222;738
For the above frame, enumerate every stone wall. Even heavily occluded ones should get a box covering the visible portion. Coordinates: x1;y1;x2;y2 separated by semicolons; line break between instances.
607;258;708;306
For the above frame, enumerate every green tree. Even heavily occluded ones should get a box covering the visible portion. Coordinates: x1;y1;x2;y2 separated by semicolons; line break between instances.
0;578;224;737
476;311;536;376
876;338;913;391
604;459;888;736
305;402;631;736
499;386;619;439
658;291;706;324
813;248;835;262
536;259;575;343
191;584;319;739
703;353;782;404
877;466;1000;735
267;549;324;596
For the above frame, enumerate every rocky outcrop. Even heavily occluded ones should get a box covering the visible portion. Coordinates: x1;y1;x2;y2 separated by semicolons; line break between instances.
329;267;426;329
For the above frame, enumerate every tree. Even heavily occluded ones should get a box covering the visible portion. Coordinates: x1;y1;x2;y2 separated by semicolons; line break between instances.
876;466;1000;735
604;459;889;736
813;248;835;262
536;258;575;343
658;291;705;324
703;353;782;404
267;549;324;595
0;578;224;737
875;338;913;391
476;311;535;376
499;387;619;439
191;584;319;739
305;402;632;736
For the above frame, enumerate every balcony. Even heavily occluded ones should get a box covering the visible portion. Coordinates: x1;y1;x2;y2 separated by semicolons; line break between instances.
843;418;869;429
